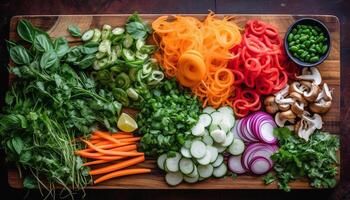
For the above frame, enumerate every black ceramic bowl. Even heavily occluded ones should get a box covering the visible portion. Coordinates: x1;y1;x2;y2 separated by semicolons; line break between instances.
284;18;331;67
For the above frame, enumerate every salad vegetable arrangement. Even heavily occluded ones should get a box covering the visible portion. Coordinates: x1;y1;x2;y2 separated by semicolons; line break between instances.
0;12;339;197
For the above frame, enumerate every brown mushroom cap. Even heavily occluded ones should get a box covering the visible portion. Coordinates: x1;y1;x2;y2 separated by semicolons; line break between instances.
289;92;308;106
278;104;291;111
301;81;320;102
291;102;304;117
289;82;305;95
310;100;332;114
275;110;297;127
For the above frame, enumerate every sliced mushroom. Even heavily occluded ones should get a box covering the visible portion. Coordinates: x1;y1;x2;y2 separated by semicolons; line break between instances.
296;119;316;141
278;104;291;111
310;99;332;113
295;112;323;141
275;110;297;127
310;83;332;113
289;92;307;117
289;82;308;95
297;67;322;85
300;81;320;102
274;85;290;97
264;96;279;114
274;85;295;104
294;120;302;133
316;83;332;102
301;113;323;129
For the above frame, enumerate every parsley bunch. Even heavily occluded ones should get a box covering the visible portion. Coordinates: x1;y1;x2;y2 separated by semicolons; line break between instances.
264;128;340;191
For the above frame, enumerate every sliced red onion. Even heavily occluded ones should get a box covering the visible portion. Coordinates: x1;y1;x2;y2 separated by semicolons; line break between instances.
249;156;272;175
228;155;246;174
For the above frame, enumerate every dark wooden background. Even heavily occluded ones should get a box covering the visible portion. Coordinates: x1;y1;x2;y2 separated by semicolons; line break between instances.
0;0;349;199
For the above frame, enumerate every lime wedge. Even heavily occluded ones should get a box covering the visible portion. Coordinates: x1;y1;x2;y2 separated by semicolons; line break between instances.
117;113;138;132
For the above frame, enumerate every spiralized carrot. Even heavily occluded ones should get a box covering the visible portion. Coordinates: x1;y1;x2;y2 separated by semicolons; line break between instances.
152;12;242;108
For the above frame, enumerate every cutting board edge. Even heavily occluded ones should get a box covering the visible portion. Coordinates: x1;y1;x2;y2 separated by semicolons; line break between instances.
6;14;341;190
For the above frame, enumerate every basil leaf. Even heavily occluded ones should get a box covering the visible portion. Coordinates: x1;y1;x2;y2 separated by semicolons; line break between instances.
34;34;53;52
20;151;32;163
75;54;95;69
81;41;99;54
40;51;58;69
53;37;69;57
23;177;37;189
11;137;24;155
126;21;147;39
9;45;31;65
5;40;17;52
65;46;83;63
17;19;36;43
68;25;82;37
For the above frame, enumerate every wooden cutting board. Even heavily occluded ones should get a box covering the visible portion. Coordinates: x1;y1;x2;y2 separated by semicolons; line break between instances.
7;14;340;189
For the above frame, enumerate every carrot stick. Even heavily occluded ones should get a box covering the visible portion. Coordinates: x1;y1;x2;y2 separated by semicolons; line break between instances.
90;133;134;140
82;139;144;157
93;168;151;184
83;159;113;166
86;142;134;152
92;140;136;147
91;139;103;144
78;144;137;154
93;131;121;144
118;137;140;143
89;156;145;175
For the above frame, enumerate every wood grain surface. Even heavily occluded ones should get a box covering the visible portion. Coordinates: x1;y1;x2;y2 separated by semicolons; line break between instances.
6;14;340;190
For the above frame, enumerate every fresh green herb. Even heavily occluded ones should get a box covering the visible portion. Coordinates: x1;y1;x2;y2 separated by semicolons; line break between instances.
264;128;339;191
81;13;162;107
53;37;70;58
9;45;31;65
137;79;201;156
68;24;82;37
126;12;152;40
1;19;122;196
16;19;37;43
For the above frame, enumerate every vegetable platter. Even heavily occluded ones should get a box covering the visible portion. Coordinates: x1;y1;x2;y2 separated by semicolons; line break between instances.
5;14;340;192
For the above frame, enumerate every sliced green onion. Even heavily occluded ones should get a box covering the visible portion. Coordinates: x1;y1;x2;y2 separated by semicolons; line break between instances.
91;28;101;42
95;69;110;81
110;65;124;73
99;40;111;54
112;27;125;35
108;49;118;64
101;24;112;40
114;72;131;89
139;45;156;54
142;63;152;75
147;70;164;85
111;34;124;45
126;88;139;100
122;49;135;61
112;88;129;106
123;34;134;48
114;45;122;58
81;29;94;41
129;68;138;82
136;39;145;50
95;52;107;59
93;58;109;70
136;51;148;60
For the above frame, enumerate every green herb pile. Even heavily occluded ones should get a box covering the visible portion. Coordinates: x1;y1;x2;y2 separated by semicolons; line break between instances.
0;19;122;192
79;13;163;107
264;128;339;191
137;79;201;156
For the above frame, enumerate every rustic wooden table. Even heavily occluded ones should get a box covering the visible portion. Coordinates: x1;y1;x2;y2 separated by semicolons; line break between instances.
0;0;349;200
